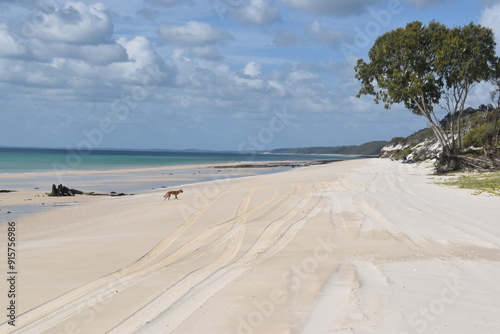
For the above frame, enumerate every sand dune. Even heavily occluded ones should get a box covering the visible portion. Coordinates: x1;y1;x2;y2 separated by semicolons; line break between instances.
1;158;499;334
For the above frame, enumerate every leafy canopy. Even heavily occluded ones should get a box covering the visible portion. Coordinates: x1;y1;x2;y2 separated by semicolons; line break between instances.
355;21;497;117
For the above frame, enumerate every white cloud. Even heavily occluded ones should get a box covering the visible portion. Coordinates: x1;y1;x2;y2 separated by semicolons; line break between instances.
0;0;437;150
0;32;175;98
30;2;114;45
110;36;174;86
243;61;262;77
158;20;232;46
230;0;282;25
118;36;158;67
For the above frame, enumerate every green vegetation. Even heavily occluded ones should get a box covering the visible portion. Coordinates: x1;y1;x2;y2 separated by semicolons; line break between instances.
384;108;500;162
463;120;500;147
355;21;496;153
271;141;388;156
437;171;500;195
355;20;500;172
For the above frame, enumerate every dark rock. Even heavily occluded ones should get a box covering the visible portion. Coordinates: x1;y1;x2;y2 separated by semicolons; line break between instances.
48;184;84;197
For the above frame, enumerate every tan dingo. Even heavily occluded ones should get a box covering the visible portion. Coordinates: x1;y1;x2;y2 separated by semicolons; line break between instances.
164;189;183;200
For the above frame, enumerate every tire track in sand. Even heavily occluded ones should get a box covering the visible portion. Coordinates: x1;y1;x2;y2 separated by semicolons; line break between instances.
6;183;239;333
107;186;265;333
114;183;328;333
7;182;287;333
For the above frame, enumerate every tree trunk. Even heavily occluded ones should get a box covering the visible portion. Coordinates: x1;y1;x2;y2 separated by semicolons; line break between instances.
414;96;451;152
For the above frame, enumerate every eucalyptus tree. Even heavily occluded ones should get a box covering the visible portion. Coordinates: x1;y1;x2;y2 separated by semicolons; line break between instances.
436;23;497;149
355;21;497;155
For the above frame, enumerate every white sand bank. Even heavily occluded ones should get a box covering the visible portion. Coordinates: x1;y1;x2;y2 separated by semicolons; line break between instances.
1;158;499;334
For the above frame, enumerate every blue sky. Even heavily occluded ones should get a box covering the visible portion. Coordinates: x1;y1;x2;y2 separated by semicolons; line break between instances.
1;0;500;151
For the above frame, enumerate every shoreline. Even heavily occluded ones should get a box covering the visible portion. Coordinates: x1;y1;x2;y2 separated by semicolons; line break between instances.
2;158;499;333
0;159;347;222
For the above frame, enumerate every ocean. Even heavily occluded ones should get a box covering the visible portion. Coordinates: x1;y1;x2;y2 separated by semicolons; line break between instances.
0;147;360;174
0;147;365;221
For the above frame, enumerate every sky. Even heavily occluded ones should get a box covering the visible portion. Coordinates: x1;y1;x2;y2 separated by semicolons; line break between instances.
1;0;500;151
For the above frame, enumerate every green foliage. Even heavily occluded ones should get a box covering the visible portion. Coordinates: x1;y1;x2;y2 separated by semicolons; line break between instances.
463;120;500;147
355;20;498;152
355;21;444;116
436;23;497;89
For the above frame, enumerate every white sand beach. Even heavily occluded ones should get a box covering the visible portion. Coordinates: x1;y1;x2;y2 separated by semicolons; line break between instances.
1;158;499;334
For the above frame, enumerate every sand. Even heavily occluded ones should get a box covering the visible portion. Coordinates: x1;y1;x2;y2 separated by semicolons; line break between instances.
1;158;499;334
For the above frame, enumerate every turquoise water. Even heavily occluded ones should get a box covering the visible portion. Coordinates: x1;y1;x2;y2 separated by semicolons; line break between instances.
0;147;359;174
0;147;365;221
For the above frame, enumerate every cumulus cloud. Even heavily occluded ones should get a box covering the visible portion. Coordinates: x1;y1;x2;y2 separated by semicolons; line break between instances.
229;0;282;25
280;0;382;16
30;1;114;45
0;19;128;65
243;61;262;77
109;36;175;86
0;1;176;100
158;20;233;46
0;39;173;97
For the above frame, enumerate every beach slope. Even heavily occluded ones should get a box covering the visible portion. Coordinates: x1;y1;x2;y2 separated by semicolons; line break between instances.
1;158;499;334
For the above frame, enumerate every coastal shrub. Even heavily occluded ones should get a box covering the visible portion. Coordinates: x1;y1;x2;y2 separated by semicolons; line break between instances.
463;120;500;148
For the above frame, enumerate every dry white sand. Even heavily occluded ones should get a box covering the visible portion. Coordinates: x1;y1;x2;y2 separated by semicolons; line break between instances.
1;158;499;334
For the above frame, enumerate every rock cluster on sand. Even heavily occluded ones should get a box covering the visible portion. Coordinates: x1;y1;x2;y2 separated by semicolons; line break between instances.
47;184;84;197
